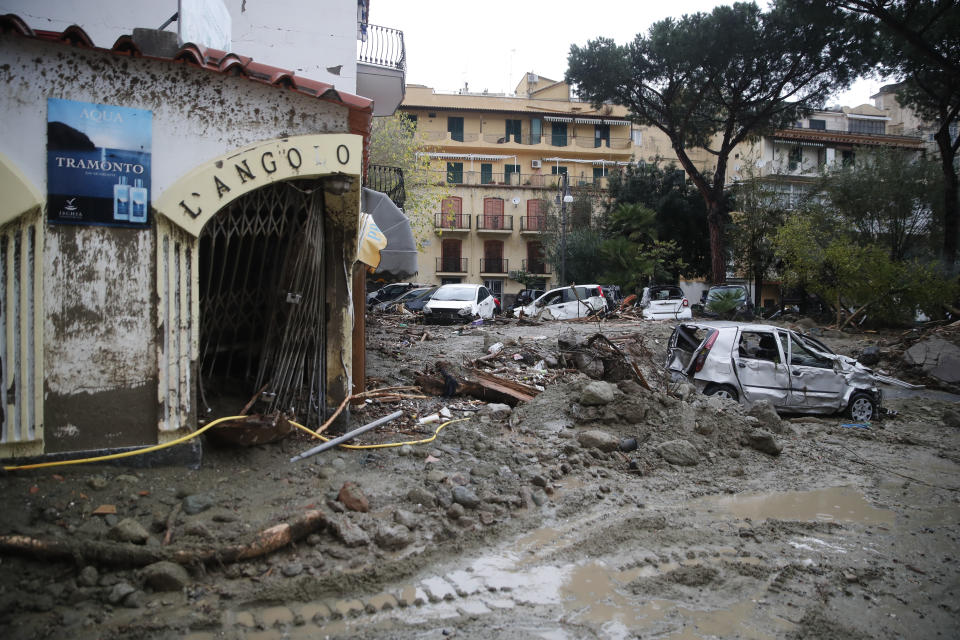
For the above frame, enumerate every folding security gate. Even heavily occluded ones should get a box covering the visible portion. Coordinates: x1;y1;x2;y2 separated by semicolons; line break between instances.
197;181;328;428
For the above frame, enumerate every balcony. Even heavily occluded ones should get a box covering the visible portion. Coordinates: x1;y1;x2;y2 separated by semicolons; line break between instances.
774;124;923;150
480;258;509;274
520;215;548;233
436;257;467;273
419;131;633;152
356;24;405;116
476;215;514;233
365;165;405;209
435;170;611;190
433;212;471;232
522;259;551;275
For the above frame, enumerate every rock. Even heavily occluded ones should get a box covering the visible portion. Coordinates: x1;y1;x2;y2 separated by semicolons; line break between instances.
451;485;481;509
338;482;370;513
142;562;190;592
619;437;638;452
330;516;370;547
557;328;587;351
747;401;782;432
858;346;881;365
530;474;548;487
107;518;150;545
656;440;700;466
576;429;620;452
479;403;512;420
107;582;137;605
86;476;108;490
796;317;817;329
446;503;466;519
123;590;147;608
580;381;616;406
394;508;420;530
572;352;604;379
375;524;412;550
181;494;214;515
282;562;304;577
78;566;99;588
943;409;960;429
398;444;413;457
904;337;960;383
743;429;783;456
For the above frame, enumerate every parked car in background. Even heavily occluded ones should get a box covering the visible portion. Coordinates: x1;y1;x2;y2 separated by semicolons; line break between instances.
366;282;430;307
513;285;607;320
663;322;917;421
401;286;439;313
600;285;623;309
701;285;754;320
372;286;434;313
422;284;496;324
639;285;691;320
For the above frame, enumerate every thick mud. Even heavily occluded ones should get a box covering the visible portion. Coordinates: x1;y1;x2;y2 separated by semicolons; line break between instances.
1;318;958;639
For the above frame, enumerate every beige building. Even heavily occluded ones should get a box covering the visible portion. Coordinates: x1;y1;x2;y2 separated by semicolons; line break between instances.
400;73;714;302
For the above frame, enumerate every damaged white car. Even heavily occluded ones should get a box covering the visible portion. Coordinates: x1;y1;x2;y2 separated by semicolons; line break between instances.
665;322;917;422
513;285;607;320
639;285;692;320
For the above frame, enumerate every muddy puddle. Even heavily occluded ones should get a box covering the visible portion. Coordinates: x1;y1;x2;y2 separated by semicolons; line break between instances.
697;485;896;525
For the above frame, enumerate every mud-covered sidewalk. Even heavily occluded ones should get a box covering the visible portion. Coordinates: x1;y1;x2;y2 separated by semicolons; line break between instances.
1;318;959;639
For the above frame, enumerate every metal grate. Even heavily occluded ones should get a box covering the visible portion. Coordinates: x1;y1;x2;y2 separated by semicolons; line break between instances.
197;182;327;428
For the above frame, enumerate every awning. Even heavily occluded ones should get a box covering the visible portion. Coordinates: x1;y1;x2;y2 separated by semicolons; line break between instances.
360;188;418;277
543;116;573;123
573;117;632;125
541;157;633;166
419;152;514;161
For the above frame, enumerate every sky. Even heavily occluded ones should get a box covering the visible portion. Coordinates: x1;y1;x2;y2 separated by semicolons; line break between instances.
373;0;887;108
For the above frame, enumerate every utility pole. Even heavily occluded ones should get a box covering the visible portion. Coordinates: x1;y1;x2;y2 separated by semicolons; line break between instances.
557;172;573;285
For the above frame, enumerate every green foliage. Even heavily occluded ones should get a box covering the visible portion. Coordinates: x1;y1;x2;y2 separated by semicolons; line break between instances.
546;226;605;286
706;290;745;319
510;270;544;289
567;1;869;281
606;161;711;277
368;113;449;248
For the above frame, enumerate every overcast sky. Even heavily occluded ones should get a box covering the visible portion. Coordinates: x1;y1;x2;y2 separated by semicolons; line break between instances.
373;0;886;107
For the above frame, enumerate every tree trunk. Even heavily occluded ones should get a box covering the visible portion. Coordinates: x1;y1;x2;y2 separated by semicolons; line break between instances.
708;202;726;284
935;126;959;268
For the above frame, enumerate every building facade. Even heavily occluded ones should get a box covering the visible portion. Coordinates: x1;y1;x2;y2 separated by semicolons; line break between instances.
400;74;716;303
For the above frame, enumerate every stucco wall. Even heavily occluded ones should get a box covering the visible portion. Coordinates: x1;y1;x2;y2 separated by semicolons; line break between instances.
0;34;354;453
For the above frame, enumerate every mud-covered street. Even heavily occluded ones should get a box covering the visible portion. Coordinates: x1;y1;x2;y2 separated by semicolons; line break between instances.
1;317;959;639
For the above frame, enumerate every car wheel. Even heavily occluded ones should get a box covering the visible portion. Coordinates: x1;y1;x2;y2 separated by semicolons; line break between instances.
704;384;739;402
846;392;876;422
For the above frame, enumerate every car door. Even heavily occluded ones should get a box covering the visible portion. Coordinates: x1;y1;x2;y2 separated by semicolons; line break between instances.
783;331;846;411
536;289;566;318
477;286;495;318
732;329;790;406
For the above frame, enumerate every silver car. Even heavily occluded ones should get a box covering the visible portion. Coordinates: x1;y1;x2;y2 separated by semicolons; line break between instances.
665;322;891;421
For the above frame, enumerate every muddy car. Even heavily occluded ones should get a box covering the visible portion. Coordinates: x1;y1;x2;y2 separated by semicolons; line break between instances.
513;285;607;320
423;283;496;324
639;285;691;320
665;322;891;421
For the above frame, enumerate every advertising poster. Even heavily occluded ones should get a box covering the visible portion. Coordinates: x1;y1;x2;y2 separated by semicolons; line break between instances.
47;98;152;228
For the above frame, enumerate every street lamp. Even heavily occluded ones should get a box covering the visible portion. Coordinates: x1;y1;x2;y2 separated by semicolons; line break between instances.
555;172;574;285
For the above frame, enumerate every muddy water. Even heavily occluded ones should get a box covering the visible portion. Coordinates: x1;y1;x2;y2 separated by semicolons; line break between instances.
700;485;896;525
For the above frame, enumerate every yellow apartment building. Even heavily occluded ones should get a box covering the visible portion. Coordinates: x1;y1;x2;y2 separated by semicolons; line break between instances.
400;73;714;303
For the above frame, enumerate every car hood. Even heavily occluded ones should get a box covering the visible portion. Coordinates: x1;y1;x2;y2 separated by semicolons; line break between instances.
426;300;473;311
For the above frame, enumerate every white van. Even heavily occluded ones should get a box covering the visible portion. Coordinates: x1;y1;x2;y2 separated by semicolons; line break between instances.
423;284;496;324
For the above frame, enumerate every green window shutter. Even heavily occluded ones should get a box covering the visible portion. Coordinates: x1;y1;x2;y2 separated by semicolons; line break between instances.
447;117;464;142
481;163;493;184
551;123;567;147
447;162;463;184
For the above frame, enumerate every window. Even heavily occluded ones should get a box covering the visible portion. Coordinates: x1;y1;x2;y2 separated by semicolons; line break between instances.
505;119;521;143
848;118;885;135
483;198;504;229
526;199;546;231
842;150;855;166
526;241;546;273
406;114;418;128
593;167;608;181
594;124;610;148
808;118;826;130
483;278;503;299
446;162;463;184
551;165;567;176
483;240;505;272
787;334;833;369
440;196;463;228
788;146;802;171
631;129;642;145
738;331;781;363
447;116;464;141
505;164;519;185
480;163;493;185
530;118;542;144
551;122;567;147
440;239;462;272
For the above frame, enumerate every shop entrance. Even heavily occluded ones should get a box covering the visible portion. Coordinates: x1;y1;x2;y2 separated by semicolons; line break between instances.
196;181;328;428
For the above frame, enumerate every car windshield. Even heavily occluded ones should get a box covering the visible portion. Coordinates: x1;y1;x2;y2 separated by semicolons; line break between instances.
394;288;429;303
412;287;438;300
431;285;476;302
706;286;746;302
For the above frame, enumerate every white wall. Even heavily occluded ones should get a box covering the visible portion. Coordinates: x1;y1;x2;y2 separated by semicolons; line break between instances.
0;0;359;92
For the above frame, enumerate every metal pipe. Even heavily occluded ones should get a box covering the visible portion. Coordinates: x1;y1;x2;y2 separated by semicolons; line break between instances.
289;410;403;462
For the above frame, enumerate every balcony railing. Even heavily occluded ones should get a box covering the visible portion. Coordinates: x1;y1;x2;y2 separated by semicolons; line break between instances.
436;257;467;273
435;170;611;189
365;165;405;209
476;215;514;231
480;258;509;273
420;131;632;148
434;213;471;230
522;259;551;275
520;215;548;232
357;24;406;70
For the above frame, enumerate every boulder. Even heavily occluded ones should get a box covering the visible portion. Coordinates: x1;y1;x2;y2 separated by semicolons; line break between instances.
181;493;214;515
330;516;371;547
375;524;412;550
452;485;481;509
576;429;621;452
572;352;604;379
747;401;782;432
656;440;700;466
580;381;616;406
743;429;783;456
479;403;512;420
142;561;190;592
943;409;960;429
107;518;150;545
904;337;960;383
858;346;881;366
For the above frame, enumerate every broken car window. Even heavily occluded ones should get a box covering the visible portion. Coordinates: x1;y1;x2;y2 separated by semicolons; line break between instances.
788;334;833;369
738;331;780;363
